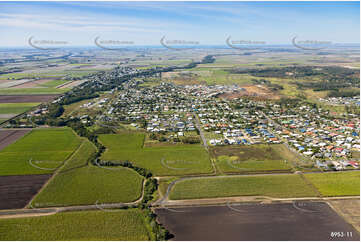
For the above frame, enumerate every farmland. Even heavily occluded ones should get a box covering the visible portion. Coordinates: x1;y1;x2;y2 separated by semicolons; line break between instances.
0;209;153;241
31;140;144;207
0;103;39;114
0;128;81;175
304;171;360;196
211;144;294;173
155;203;359;241
0;174;51;209
99;132;213;176
0;95;59;103
169;174;318;200
0;130;30;151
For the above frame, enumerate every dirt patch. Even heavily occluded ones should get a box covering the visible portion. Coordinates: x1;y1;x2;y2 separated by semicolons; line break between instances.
11;79;54;88
217;84;280;100
329;199;360;232
0;95;59;103
155;202;359;241
0;129;30;151
0;174;51;210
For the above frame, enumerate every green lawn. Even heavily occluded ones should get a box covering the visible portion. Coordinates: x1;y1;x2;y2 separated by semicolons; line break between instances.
99;132;213;176
0;209;153;241
31;139;144;207
0;128;81;175
0;103;40;114
304;172;360;196
169;174;318;200
212;144;294;173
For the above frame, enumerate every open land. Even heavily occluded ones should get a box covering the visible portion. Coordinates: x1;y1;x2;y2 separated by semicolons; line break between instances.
99;132;213;176
0;129;30;151
0;128;81;176
0;209;153;240
0;174;51;210
155;203;359;241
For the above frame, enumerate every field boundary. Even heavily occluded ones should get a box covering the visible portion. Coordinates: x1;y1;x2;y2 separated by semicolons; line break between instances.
26;139;85;208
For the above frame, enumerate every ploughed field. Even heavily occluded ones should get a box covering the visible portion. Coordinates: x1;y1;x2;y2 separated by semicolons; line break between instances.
99;132;213;176
155;203;360;241
0;209;153;240
0;174;51;209
0;95;59;103
0;129;30;151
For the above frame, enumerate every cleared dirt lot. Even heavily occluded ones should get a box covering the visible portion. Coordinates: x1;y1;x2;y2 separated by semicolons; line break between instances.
155;202;359;241
329;199;360;232
0;174;51;209
0;130;30;151
0;95;58;103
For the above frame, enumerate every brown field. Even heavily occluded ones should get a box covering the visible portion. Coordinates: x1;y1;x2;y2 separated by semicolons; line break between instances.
0;174;51;209
11;79;54;89
155;202;359;241
218;84;280;100
0;130;30;151
0;95;58;103
329;199;360;232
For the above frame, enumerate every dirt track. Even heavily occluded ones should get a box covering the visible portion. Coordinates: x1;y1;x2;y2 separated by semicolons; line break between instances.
0;129;30;151
155;203;360;241
0;174;51;210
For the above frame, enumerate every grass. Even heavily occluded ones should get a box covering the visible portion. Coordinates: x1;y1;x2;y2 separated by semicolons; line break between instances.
99;132;213;176
211;144;294;173
0;209;153;241
0;128;81;175
0;103;40;114
304;172;360;197
31;139;144;207
39;79;70;88
169;174;317;200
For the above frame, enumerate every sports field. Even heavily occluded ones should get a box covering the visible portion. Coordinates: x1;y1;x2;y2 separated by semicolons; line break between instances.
31;140;144;207
305;171;360;196
99;132;213;176
169;174;318;200
0;209;153;240
211;144;294;173
0;128;81;175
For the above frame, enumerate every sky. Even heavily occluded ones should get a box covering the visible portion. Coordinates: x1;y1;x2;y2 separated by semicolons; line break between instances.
0;1;359;47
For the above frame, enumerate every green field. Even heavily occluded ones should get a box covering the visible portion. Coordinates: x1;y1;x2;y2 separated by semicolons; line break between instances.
169;174;317;200
39;79;70;88
0;209;153;240
305;172;360;196
0;103;40;114
31;139;144;207
99;132;213;176
212;144;294;173
0;128;81;175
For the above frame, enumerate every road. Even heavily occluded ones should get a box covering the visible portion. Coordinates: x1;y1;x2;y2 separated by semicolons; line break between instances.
193;112;208;150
